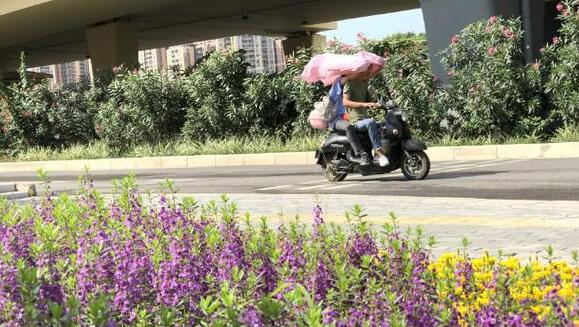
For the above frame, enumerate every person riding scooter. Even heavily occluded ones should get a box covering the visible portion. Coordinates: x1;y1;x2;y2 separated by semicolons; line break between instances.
302;51;388;167
341;64;389;167
327;74;369;166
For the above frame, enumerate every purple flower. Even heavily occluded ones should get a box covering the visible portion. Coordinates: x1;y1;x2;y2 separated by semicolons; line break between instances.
348;232;378;266
113;238;155;322
312;260;332;301
240;305;264;327
217;222;248;282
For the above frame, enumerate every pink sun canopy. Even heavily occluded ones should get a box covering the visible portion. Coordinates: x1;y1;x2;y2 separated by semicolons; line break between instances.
301;51;385;86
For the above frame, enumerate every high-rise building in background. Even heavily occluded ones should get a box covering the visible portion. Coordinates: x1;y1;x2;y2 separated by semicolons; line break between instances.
232;35;281;73
140;35;285;73
138;48;167;72
31;35;286;86
30;59;92;87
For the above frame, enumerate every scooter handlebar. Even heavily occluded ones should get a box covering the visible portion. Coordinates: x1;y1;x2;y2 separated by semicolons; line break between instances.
379;100;398;110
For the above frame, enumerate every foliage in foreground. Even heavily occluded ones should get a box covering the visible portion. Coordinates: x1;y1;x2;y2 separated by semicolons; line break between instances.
0;177;577;326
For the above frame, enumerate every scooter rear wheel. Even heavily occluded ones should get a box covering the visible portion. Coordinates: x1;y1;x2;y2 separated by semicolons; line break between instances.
324;166;348;182
401;150;430;180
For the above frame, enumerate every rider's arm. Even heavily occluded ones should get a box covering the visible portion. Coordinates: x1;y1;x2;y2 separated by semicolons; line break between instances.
343;93;380;109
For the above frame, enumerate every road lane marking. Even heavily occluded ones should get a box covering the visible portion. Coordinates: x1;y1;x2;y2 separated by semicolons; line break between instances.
435;159;524;173
321;183;362;190
430;160;506;172
296;184;332;191
300;179;329;185
258;185;293;191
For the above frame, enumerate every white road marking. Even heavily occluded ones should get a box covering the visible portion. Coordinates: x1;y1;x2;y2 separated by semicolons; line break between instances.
320;183;362;190
300;179;330;185
296;184;332;191
437;160;525;173
258;185;293;191
430;163;488;173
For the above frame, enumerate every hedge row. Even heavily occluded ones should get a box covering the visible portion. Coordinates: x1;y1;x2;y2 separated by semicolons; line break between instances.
0;2;578;155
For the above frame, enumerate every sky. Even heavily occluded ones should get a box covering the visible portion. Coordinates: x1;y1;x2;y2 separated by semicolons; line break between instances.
320;9;426;45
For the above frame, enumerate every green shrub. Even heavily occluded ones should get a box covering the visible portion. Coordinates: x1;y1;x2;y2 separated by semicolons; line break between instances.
240;73;295;138
0;56;96;154
439;17;544;139
182;50;248;140
360;33;441;137
96;68;188;152
543;0;579;127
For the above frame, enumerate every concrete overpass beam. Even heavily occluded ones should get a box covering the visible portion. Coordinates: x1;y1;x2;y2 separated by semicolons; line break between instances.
85;20;138;72
282;34;327;56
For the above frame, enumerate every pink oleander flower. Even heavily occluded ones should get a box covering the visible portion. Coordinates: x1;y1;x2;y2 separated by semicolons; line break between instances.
488;16;498;24
357;32;367;42
487;47;497;56
450;35;460;44
502;28;514;38
556;2;565;12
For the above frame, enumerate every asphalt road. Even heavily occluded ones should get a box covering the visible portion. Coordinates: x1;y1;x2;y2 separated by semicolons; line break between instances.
2;157;579;201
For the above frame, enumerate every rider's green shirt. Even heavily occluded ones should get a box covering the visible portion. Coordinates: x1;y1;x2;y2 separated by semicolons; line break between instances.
344;80;372;122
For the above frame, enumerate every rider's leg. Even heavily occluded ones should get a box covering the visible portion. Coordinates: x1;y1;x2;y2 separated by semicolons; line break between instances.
332;119;369;164
354;118;390;167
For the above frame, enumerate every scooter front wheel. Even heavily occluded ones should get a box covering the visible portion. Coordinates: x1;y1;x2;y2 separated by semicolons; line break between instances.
324;165;348;182
401;150;430;180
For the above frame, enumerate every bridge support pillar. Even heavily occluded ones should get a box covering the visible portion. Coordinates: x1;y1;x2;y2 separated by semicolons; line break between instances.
420;0;547;81
282;34;326;56
86;20;138;72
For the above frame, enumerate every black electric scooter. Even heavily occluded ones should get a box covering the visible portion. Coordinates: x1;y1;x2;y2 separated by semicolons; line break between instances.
315;101;430;182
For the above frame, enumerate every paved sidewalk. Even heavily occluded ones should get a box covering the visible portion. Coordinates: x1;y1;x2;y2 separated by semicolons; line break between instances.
174;193;579;261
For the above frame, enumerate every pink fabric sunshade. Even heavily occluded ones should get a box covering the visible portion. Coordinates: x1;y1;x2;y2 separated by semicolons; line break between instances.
301;51;385;86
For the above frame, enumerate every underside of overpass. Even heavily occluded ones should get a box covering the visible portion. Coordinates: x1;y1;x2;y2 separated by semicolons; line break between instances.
0;0;560;80
0;0;418;71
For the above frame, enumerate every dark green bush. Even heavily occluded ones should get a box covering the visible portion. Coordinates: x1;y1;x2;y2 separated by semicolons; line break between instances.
439;17;544;138
543;0;579;127
95;68;188;152
0;57;96;154
182;50;248;140
360;33;441;137
240;73;295;138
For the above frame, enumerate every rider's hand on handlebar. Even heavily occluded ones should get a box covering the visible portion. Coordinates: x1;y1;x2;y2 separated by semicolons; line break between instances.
363;102;381;109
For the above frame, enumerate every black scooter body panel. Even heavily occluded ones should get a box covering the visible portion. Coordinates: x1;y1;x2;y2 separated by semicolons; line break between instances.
402;138;427;151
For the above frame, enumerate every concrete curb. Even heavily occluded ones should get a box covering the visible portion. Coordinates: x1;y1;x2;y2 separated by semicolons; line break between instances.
0;142;577;173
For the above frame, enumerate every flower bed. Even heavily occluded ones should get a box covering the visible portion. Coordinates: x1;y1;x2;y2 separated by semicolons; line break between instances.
0;180;577;326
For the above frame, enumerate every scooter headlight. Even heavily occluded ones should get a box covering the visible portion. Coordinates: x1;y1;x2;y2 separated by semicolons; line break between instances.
401;110;409;122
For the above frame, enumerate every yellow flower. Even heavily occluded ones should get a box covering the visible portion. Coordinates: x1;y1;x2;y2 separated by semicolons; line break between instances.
531;305;552;321
474;291;491;310
456;303;468;316
474;271;492;285
558;282;576;301
500;256;520;272
472;255;497;271
560;272;573;282
510;286;530;303
532;286;548;301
